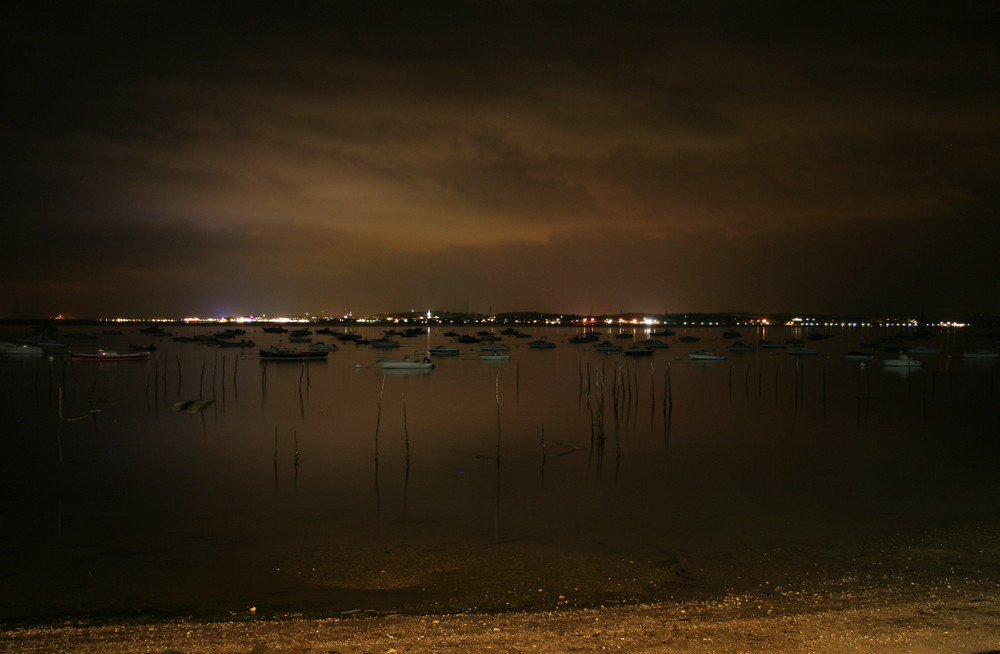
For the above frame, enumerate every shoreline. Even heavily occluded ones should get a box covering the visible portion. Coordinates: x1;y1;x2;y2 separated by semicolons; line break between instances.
4;581;998;653
5;517;1000;651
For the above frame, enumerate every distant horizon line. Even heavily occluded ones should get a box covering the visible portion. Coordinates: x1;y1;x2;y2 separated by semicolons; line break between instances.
1;309;994;328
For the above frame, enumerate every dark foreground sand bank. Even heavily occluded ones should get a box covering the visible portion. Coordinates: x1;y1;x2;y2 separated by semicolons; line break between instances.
5;519;999;653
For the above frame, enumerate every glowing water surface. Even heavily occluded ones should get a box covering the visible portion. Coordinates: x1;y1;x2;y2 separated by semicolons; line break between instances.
1;325;998;621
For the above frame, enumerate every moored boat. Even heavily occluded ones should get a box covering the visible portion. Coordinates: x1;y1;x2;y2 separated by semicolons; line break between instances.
884;354;922;368
378;356;434;369
259;347;328;360
528;340;555;349
641;339;669;349
3;344;44;355
370;338;401;348
727;341;755;352
429;345;461;355
963;349;999;360
594;341;624;352
70;349;150;361
787;346;818;356
688;350;725;361
624;344;652;355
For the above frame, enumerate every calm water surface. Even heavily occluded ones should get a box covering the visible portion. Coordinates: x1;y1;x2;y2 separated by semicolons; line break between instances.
2;325;999;621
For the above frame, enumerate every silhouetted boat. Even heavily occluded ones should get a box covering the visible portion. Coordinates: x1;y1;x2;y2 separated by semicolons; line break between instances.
370;338;401;348
378;357;434;369
528;340;555;349
688;350;724;360
429;345;460;355
963;349;999;360
258;347;328;360
70;349;150;361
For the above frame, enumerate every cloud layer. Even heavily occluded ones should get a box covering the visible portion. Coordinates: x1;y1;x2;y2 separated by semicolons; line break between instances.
4;2;998;317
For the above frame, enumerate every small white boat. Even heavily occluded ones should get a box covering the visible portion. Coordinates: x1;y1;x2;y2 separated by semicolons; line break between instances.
378;356;434;369
884;354;922;368
429;345;460;356
787;346;818;356
480;353;510;361
688;350;725;361
963;349;999;359
3;344;44;355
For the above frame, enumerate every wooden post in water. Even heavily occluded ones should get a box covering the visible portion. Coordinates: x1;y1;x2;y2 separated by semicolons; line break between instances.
175;354;182;395
540;423;546;488
57;386;63;463
374;376;385;460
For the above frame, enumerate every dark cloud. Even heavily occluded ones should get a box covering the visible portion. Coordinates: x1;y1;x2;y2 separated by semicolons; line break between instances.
3;1;998;318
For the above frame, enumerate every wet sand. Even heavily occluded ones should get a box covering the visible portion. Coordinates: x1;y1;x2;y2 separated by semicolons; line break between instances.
4;518;999;653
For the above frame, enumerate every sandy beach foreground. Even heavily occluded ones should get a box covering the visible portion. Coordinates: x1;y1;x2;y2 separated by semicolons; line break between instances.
5;518;1000;652
4;580;999;654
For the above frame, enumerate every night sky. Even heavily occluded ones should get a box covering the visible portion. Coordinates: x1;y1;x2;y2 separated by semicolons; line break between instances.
4;1;998;319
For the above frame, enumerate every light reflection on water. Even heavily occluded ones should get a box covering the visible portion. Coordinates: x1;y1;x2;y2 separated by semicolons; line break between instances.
1;325;999;619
